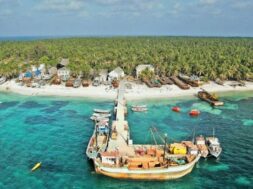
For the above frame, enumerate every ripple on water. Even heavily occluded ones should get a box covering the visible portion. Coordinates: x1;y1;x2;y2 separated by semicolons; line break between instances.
191;103;222;115
19;101;46;109
0;101;19;110
242;119;253;127
25;115;56;125
204;163;230;172
41;101;69;113
235;176;252;186
219;103;238;110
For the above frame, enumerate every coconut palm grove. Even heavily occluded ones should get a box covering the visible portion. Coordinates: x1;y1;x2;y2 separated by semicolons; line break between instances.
0;37;252;80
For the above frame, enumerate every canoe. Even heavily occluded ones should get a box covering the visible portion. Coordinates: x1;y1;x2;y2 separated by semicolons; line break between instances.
31;162;41;172
94;109;111;114
170;76;190;90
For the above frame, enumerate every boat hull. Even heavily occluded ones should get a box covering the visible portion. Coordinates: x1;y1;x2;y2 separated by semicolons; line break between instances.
94;155;200;180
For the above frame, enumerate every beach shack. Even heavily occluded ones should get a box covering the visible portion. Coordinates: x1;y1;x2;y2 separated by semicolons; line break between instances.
136;64;154;79
23;71;32;82
33;69;42;80
57;58;69;69
48;67;57;76
108;67;125;82
57;67;70;82
99;69;108;84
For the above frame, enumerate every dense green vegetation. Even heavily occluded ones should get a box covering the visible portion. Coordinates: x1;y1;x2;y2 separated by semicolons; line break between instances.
0;37;253;80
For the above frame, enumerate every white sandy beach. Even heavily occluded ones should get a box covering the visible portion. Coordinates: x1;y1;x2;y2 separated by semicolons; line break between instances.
0;80;253;100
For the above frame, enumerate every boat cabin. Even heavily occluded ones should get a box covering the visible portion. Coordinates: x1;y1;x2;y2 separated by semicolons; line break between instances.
101;151;119;165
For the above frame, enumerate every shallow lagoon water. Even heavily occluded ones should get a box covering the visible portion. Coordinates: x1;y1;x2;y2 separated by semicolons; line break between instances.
0;91;253;189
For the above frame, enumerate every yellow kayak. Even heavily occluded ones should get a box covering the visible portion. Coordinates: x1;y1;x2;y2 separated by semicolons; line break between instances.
31;162;41;172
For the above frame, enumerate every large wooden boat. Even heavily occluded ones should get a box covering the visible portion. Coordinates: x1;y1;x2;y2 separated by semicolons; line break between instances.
94;152;201;180
170;76;190;90
143;78;162;88
198;89;224;106
87;81;201;180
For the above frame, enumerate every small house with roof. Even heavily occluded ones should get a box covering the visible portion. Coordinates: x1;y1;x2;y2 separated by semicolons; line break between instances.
108;67;125;82
136;64;154;79
57;67;70;81
57;58;69;69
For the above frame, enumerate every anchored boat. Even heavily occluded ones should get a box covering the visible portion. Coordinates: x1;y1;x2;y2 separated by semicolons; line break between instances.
206;129;222;158
198;89;224;106
86;81;201;180
131;105;148;112
195;135;209;158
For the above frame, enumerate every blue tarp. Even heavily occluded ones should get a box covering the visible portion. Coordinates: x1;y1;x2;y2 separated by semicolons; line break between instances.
35;69;41;76
24;72;32;78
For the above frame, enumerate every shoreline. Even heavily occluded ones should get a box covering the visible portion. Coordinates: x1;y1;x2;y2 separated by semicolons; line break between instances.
0;80;253;100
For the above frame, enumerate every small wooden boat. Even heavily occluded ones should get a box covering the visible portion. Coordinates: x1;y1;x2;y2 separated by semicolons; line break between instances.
31;162;41;172
112;80;119;88
82;80;91;87
158;77;174;85
179;73;200;87
93;113;111;117
143;78;162;88
170;76;190;90
206;129;222;158
131;105;148;112
94;109;111;114
90;116;109;122
206;137;222;158
198;89;224;106
51;76;61;85
195;136;208;158
215;78;224;86
172;106;180;112
66;78;74;87
73;78;81;88
0;76;7;85
189;109;200;116
230;81;246;87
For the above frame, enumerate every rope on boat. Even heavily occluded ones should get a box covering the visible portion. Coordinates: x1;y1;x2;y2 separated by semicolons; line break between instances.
150;127;158;145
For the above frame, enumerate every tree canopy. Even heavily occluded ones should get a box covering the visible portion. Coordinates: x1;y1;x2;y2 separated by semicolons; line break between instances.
0;37;252;80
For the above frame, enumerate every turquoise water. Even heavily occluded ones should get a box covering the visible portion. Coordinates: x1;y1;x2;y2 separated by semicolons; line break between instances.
0;91;253;189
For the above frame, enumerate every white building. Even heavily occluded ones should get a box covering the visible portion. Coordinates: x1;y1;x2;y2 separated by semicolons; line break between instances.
99;69;108;84
108;67;125;82
57;67;70;81
135;64;155;79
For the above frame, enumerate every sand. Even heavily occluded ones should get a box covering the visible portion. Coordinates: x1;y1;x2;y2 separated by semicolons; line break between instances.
0;80;253;100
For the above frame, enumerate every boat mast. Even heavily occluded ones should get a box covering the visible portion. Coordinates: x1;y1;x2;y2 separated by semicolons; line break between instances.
192;127;196;143
95;124;98;147
164;133;167;159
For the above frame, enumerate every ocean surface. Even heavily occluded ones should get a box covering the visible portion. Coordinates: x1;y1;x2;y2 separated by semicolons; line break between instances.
0;91;252;189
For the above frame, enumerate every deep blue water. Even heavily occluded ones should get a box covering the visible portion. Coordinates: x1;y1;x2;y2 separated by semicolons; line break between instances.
0;91;252;189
